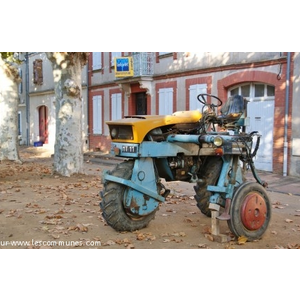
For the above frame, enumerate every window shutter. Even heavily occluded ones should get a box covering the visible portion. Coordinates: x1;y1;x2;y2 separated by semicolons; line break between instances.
158;88;173;115
92;95;102;134
189;84;207;111
111;52;121;66
111;93;122;120
92;52;102;70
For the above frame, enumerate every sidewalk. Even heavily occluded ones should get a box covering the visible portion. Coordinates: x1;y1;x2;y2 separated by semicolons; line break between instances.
245;170;300;196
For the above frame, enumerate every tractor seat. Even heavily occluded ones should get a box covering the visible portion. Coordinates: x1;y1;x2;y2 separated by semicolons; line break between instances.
217;94;245;123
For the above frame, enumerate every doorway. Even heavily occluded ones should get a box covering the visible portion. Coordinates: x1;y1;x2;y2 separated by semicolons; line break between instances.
38;105;48;144
135;92;147;115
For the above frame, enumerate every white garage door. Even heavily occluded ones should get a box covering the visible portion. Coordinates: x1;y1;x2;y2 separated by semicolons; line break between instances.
229;83;275;172
247;99;274;172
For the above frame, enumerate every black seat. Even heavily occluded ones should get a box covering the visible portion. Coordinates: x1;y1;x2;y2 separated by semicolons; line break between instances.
217;95;245;124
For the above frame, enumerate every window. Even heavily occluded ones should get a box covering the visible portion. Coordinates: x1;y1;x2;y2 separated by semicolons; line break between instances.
92;95;102;134
267;85;275;96
111;93;122;120
229;83;275;100
158;88;173;115
33;59;43;85
254;84;264;97
189;84;207;111
241;85;250;97
111;52;121;66
18;112;22;135
92;52;102;70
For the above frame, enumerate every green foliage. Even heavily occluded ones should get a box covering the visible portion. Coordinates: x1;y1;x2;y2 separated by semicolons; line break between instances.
0;52;22;64
1;52;14;59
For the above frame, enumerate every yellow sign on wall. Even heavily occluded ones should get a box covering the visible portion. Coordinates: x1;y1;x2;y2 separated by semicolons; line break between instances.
114;57;134;77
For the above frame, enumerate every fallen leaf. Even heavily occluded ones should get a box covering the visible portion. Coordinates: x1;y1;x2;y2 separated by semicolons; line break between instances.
104;240;116;246
198;243;208;248
136;233;145;240
184;218;193;223
76;223;88;232
237;236;248;245
273;205;285;209
49;234;60;239
205;234;214;242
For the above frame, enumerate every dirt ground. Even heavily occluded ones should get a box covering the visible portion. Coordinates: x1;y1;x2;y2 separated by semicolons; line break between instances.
1;147;300;249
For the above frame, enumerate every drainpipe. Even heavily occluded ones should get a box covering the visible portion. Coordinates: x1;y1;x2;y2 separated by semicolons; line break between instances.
86;60;89;150
283;52;291;176
25;52;30;146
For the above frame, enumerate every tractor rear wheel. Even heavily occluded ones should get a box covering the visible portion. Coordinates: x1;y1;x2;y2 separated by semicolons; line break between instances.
100;160;158;232
194;157;223;217
227;182;271;241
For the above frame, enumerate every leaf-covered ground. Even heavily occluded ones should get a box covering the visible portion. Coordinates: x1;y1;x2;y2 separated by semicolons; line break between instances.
0;147;300;249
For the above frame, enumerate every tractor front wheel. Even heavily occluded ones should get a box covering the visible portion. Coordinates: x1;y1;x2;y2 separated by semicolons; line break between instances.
100;160;158;232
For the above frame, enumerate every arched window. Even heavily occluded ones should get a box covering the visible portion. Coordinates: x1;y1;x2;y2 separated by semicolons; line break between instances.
228;83;275;100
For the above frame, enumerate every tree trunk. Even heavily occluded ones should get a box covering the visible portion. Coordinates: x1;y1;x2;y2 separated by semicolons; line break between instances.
46;52;88;177
0;56;21;163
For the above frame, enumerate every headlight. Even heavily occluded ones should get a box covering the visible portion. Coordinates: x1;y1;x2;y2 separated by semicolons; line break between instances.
109;126;134;140
111;128;118;138
213;136;223;147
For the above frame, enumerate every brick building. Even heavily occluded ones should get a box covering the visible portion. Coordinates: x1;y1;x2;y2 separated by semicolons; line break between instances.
87;52;300;177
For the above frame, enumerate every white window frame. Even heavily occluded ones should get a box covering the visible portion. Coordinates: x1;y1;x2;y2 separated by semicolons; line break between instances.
228;83;275;101
158;88;173;115
111;93;122;120
92;95;102;134
92;52;102;70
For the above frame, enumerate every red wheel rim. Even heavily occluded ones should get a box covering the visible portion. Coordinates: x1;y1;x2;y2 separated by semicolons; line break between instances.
241;193;267;230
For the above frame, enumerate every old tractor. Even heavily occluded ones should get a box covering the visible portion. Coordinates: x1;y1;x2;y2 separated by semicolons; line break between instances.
100;93;271;241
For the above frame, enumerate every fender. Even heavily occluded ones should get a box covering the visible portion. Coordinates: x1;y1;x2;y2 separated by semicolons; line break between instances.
103;158;165;216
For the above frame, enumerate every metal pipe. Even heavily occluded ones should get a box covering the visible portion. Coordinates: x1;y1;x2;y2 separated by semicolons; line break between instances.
283;52;291;176
25;52;30;146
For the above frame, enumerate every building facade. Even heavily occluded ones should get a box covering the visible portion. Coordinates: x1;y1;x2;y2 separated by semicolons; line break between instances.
88;52;300;177
15;52;300;177
17;52;89;151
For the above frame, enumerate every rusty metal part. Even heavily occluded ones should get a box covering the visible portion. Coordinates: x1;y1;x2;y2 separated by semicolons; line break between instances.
217;198;231;220
241;193;267;230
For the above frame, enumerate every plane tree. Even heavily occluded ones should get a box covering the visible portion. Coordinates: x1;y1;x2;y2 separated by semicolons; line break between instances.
46;52;89;176
0;52;22;163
